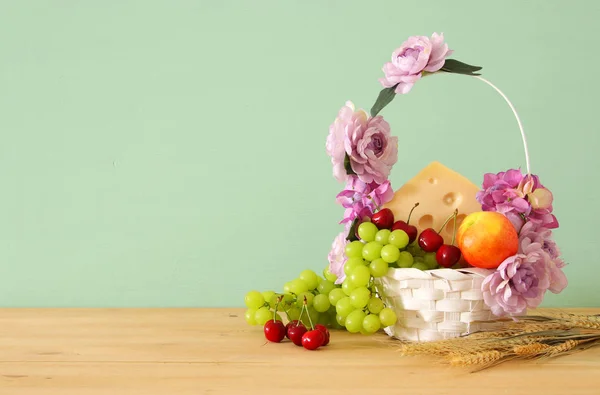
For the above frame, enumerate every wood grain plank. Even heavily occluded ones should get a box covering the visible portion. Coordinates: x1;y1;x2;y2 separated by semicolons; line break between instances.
0;308;598;394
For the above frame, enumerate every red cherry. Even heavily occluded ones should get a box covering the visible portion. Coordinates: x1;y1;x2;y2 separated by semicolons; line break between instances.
418;228;444;252
302;330;324;350
264;319;287;343
391;203;419;243
314;324;330;346
371;208;394;230
285;320;304;338
392;221;418;244
287;324;308;346
436;245;462;268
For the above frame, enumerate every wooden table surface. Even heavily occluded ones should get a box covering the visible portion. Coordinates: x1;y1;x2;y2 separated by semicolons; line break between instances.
0;308;598;394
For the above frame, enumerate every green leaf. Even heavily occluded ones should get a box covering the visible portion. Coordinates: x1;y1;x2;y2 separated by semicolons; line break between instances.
441;59;483;76
370;86;397;117
343;153;356;175
346;218;359;242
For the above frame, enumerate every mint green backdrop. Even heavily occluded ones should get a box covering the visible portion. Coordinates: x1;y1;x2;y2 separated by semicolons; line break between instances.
1;1;598;307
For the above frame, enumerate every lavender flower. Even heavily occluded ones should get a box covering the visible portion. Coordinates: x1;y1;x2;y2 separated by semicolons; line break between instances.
518;222;568;294
482;241;551;317
336;177;394;225
476;169;558;232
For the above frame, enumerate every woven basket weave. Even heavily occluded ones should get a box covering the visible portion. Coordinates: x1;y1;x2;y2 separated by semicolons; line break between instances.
369;76;533;342
375;267;499;342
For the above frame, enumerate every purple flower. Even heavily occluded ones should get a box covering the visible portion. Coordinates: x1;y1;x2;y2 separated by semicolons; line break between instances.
379;32;453;94
336;177;394;224
518;222;567;294
518;222;560;260
476;169;558;232
326;101;369;183
344;115;398;184
328;231;348;284
482;241;551;317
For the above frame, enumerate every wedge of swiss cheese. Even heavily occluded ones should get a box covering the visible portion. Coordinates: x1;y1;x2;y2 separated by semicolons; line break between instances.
382;161;482;245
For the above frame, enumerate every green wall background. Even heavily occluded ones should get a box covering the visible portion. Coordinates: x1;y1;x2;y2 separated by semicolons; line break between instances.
1;1;598;307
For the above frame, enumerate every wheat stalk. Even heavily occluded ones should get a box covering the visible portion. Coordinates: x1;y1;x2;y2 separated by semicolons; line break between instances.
394;311;600;371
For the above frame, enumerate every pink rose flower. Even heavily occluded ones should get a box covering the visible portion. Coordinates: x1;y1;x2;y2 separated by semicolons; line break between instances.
328;231;349;284
344;115;398;184
379;32;453;94
326;101;369;183
482;241;551;317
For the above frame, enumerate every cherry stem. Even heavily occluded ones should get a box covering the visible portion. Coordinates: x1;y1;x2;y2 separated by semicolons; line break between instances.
273;295;283;322
438;209;458;234
296;301;306;327
304;296;315;330
406;202;419;224
451;210;458;246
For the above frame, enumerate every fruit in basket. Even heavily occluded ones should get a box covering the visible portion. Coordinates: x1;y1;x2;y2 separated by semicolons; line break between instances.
362;241;383;261
371;208;394;230
375;229;391;244
383;162;483;246
391;202;420;244
436;210;462;268
436;245;462;268
388;229;409;249
456;211;519;269
357;221;378;242
417;228;444;252
418;210;457;253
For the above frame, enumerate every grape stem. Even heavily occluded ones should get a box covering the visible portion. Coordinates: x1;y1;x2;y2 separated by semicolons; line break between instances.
438;209;458;234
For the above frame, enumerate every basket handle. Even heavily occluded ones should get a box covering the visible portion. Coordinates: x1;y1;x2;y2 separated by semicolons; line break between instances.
472;76;531;176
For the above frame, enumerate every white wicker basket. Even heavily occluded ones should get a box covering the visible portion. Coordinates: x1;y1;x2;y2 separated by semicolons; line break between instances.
375;267;499;342
370;76;533;342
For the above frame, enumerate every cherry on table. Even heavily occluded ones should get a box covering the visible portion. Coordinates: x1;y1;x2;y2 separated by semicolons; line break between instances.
314;324;330;346
302;330;324;350
264;319;287;343
287;324;308;346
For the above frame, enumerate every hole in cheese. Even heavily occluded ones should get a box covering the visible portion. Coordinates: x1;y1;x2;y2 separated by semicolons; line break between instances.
428;178;438;184
418;214;434;229
443;192;462;206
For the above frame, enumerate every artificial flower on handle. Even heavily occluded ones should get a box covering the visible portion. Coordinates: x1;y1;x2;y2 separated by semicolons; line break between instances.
326;101;398;185
475;169;558;232
379;32;453;95
371;32;482;117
